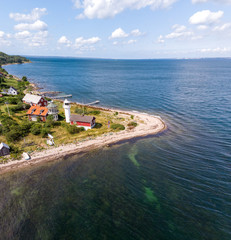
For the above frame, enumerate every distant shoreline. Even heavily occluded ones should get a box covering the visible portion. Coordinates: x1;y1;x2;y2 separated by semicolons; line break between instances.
2;61;31;66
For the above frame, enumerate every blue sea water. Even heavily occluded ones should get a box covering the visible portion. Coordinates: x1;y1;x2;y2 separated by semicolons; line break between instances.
1;57;231;240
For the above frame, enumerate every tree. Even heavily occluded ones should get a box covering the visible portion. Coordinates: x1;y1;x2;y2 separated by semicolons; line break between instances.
22;76;28;81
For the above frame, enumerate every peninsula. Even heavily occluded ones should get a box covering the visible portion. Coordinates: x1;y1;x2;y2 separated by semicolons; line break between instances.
0;54;166;173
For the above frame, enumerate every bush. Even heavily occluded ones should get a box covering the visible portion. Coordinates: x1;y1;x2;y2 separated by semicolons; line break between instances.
20;121;32;136
45;115;55;128
128;122;137;127
6;97;18;104
111;123;125;130
6;126;22;142
114;112;118;116
131;115;134;119
66;124;84;134
31;124;41;135
53;121;61;126
41;127;50;138
9;144;23;159
22;76;28;81
89;110;101;115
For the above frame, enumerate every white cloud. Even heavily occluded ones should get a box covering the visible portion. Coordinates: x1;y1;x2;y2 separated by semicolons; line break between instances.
15;31;31;39
57;35;101;51
109;28;129;39
130;29;143;36
74;0;177;19
157;35;165;43
28;31;48;47
109;28;144;40
192;0;231;4
14;20;48;31
189;10;223;25
128;39;137;44
10;8;47;22
0;31;4;38
200;47;231;53
74;36;101;51
213;22;231;31
165;25;194;39
197;25;208;30
75;36;100;45
58;36;72;46
0;31;11;46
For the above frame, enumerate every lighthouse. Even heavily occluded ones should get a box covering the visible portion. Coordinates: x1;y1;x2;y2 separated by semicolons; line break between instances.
63;99;71;123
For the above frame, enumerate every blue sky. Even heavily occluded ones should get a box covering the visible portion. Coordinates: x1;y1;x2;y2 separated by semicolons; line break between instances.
0;0;231;59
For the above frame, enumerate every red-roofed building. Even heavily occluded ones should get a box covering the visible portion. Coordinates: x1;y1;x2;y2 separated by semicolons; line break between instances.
26;105;49;122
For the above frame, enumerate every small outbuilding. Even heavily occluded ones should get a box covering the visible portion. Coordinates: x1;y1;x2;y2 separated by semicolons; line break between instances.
70;114;96;130
23;93;48;107
0;142;10;156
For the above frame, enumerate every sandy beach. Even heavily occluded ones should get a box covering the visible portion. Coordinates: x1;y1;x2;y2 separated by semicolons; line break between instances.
0;108;166;174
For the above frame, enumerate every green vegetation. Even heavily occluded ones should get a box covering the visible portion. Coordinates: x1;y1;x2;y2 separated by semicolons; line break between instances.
65;124;85;134
0;52;30;66
0;57;135;161
111;123;125;130
127;121;138;129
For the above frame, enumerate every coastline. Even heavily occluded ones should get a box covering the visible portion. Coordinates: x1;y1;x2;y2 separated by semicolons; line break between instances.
0;108;166;174
0;62;167;174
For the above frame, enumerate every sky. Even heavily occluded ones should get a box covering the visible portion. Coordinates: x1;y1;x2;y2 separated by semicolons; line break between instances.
0;0;231;59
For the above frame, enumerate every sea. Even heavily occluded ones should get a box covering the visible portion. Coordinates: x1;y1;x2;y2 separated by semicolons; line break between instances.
1;57;231;240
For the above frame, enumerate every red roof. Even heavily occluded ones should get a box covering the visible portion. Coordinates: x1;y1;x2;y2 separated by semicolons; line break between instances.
26;106;48;117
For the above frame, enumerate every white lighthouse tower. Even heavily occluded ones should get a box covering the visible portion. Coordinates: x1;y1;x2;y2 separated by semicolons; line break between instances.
63;99;71;123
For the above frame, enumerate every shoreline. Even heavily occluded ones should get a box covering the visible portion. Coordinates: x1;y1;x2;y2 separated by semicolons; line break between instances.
0;62;167;174
0;108;166;174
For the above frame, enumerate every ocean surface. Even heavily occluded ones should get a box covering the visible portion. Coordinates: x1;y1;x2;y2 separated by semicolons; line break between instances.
1;57;231;240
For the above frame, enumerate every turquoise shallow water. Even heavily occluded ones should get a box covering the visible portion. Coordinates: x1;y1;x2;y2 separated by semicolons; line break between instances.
1;58;231;239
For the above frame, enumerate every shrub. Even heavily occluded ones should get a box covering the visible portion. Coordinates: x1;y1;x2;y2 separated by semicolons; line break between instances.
9;144;23;159
22;76;28;81
7;97;18;104
6;126;22;142
111;123;125;130
131;115;134;119
20;121;32;136
41;127;50;138
128;122;137;127
31;124;41;135
53;121;61;126
66;124;84;134
89;110;101;115
114;112;118;116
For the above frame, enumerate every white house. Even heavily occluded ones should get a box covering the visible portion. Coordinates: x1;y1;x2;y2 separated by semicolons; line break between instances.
1;86;18;95
23;93;48;106
8;86;18;95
